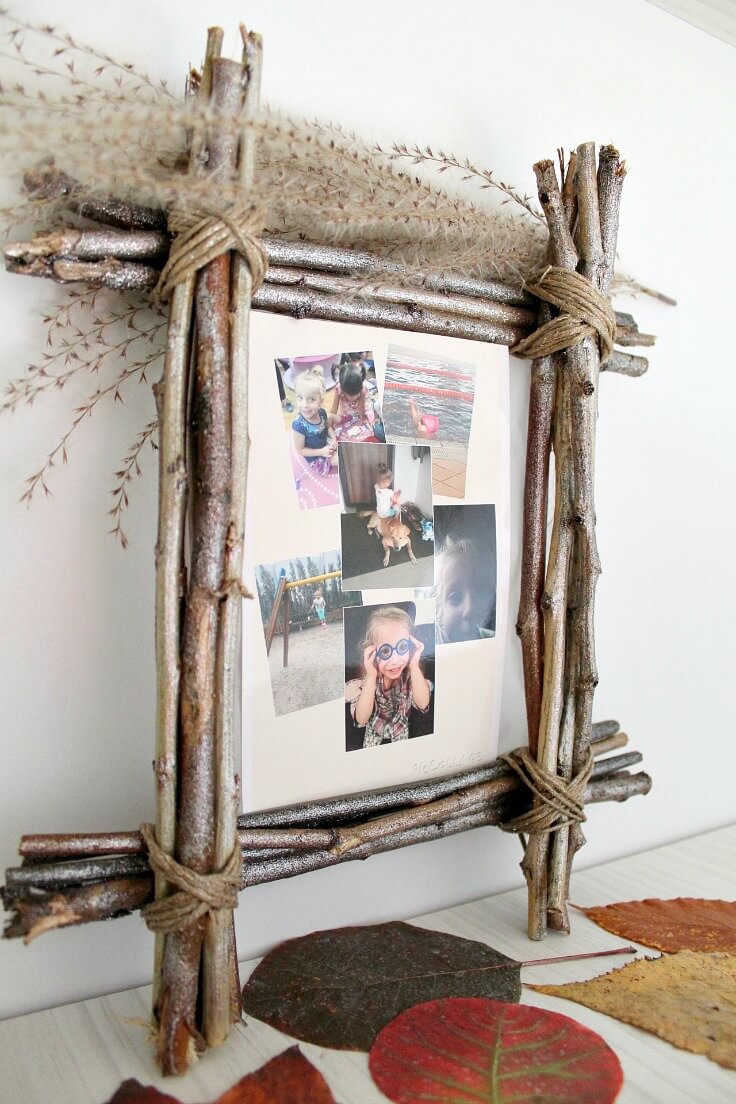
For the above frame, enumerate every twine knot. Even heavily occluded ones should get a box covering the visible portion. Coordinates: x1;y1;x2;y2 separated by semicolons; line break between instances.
139;823;241;934
511;265;616;362
499;746;595;835
155;202;268;302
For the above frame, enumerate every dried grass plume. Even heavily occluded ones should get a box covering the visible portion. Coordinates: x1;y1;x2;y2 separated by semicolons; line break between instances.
0;11;654;541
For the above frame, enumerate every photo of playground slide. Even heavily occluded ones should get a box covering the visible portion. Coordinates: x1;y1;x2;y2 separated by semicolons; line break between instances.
254;550;361;716
382;343;478;499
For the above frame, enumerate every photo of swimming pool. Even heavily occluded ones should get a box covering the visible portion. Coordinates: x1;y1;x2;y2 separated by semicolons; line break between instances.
382;343;477;449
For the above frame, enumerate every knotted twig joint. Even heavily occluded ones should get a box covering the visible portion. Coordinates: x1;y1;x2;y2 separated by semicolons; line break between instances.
511;265;616;362
499;746;595;835
139;823;241;933
155;203;268;301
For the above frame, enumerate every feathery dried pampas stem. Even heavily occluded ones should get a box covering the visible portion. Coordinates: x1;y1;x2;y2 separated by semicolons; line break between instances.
0;12;667;302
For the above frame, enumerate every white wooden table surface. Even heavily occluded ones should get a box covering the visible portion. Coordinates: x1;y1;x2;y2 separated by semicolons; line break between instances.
1;825;734;1103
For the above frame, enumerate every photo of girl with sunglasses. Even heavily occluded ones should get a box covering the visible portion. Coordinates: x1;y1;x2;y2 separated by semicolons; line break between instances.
344;602;435;751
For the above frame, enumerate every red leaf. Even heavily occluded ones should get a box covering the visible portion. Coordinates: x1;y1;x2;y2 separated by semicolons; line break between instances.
104;1048;336;1104
369;997;623;1104
214;1046;337;1103
104;1080;181;1104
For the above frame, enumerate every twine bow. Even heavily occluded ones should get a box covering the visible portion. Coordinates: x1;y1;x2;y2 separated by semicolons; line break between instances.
499;746;595;835
139;823;241;933
511;265;616;362
155;202;268;301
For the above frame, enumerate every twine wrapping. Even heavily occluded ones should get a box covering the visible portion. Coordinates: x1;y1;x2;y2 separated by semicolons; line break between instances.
499;746;595;835
139;823;241;934
511;265;616;362
155;203;268;301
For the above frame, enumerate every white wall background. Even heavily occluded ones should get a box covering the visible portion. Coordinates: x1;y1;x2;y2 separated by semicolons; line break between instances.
1;0;734;1020
393;448;433;518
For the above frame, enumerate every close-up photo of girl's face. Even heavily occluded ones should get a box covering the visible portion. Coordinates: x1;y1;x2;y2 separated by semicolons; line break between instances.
370;617;413;679
438;551;490;643
294;378;323;420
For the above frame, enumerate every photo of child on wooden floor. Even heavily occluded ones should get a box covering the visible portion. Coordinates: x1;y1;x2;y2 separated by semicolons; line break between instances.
343;600;436;752
434;503;496;644
275;350;381;511
254;550;361;716
330;350;383;442
382;343;477;499
339;441;435;591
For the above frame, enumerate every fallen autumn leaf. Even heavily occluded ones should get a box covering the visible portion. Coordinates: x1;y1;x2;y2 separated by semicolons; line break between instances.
214;1046;337;1103
103;1047;337;1103
574;897;736;953
369;996;623;1103
241;921;522;1050
530;950;736;1070
104;1081;186;1103
241;920;634;1052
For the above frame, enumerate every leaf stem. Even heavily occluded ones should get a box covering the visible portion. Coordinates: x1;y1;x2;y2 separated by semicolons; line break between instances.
520;945;636;969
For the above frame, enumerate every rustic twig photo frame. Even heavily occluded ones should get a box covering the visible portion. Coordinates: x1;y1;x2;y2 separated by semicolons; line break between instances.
0;19;657;1075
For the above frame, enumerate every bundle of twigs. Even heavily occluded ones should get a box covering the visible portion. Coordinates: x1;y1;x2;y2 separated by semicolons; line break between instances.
514;144;628;940
138;29;264;1073
2;720;649;942
4;217;655;376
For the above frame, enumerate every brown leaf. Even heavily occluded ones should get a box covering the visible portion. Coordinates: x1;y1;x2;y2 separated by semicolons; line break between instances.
369;997;623;1103
530;951;736;1070
576;897;736;952
214;1047;337;1104
241;921;521;1051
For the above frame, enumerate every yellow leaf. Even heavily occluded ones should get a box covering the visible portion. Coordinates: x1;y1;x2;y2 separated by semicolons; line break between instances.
529;951;736;1070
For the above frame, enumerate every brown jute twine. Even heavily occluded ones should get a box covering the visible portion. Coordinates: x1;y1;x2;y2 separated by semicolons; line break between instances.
499;746;595;835
139;823;241;934
511;265;616;362
155;203;268;302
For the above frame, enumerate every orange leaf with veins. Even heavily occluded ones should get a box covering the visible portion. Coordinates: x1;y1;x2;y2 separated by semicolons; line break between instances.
576;897;736;953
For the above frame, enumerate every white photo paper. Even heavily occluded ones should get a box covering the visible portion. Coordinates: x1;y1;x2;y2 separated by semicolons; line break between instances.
242;311;510;811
